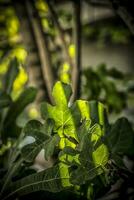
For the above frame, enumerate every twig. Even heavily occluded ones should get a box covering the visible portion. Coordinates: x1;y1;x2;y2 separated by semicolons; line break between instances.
25;0;55;104
71;0;82;103
86;0;134;35
111;1;134;35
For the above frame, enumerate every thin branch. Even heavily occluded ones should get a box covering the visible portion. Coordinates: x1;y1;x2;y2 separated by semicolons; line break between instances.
25;0;55;104
46;0;74;69
111;1;134;35
71;0;82;103
87;0;134;35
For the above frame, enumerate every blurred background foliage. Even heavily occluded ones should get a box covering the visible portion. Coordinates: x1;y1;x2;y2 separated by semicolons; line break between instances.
82;63;134;113
83;22;132;45
0;0;134;122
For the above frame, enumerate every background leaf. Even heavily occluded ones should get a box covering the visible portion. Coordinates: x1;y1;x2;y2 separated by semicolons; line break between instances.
106;117;134;156
0;91;12;109
3;87;37;138
3;58;19;94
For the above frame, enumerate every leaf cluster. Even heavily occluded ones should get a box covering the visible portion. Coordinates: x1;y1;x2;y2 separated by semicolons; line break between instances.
82;63;133;113
0;81;134;200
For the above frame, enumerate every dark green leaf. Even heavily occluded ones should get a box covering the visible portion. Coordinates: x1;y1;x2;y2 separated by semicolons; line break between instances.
0;91;11;109
20;120;51;162
3;58;19;94
3;87;37;138
106;118;134;156
2;163;71;200
44;134;60;160
70;165;101;185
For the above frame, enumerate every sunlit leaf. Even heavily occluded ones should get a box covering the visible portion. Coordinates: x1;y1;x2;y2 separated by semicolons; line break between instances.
68;44;75;58
41;81;81;145
13;66;28;92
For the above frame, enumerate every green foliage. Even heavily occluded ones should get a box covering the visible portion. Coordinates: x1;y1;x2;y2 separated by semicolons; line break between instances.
0;58;37;142
83;22;131;45
82;63;133;113
21;119;59;162
3;87;37;138
0;81;134;200
2;164;70;200
106;117;134;156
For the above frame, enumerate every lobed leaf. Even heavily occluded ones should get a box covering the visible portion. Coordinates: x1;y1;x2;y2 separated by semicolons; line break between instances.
41;82;108;150
21;119;59;162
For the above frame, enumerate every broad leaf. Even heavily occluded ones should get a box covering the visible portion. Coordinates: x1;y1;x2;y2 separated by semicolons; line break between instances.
70;165;101;185
106;117;134;156
41;82;107;149
76;119;91;142
21;119;60;162
2;163;71;200
44;134;60;160
77;123;109;184
41;81;81;141
92;144;109;167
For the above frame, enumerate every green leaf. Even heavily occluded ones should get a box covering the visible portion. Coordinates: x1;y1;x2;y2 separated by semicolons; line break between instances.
78;123;109;181
3;87;37;138
2;164;71;200
23;119;54;137
76;119;91;142
108;68;124;79
106;117;134;156
92;144;109;167
0;158;23;195
77;123;102;152
41;82;107;149
20;119;60;162
75;100;108;130
44;134;60;160
20;120;51;162
0;91;12;109
3;58;19;94
73;145;108;185
89;101;108;127
70;165;101;185
62;146;78;156
59;147;80;165
41;81;81;144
